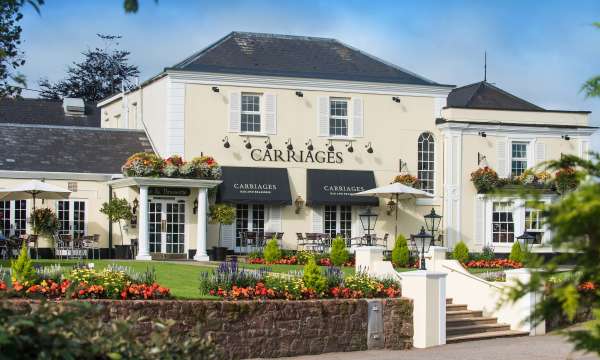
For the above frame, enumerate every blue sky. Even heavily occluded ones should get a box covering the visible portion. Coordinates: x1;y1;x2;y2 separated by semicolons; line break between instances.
18;0;600;146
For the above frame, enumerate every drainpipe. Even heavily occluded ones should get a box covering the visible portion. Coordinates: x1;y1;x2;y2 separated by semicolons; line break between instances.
108;185;113;259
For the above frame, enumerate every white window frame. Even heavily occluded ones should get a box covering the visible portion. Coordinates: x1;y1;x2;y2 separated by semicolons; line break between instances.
56;200;88;238
0;200;28;237
490;200;516;245
510;141;530;177
240;93;263;134
324;205;352;238
417;132;435;195
484;195;553;251
329;98;349;138
234;204;265;250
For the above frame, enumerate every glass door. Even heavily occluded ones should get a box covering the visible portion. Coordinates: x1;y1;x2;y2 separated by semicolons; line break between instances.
148;200;186;254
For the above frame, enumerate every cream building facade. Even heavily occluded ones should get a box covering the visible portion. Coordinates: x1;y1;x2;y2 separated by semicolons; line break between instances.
0;32;595;259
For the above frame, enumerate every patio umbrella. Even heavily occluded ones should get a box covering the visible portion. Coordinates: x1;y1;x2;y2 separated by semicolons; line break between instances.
353;182;433;240
0;180;71;232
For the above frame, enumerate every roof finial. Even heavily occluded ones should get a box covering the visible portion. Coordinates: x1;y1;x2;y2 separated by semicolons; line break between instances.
484;51;487;82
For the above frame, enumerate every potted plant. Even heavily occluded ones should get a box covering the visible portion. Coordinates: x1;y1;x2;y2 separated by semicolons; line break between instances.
470;166;499;193
209;203;235;261
393;174;419;187
100;197;133;259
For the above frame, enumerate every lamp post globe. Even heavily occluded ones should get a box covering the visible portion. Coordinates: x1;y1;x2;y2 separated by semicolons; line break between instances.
517;231;537;252
359;208;379;245
411;226;433;270
424;207;442;245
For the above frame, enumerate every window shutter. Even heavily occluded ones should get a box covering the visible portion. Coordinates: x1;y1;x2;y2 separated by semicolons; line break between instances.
496;139;507;177
474;197;485;246
318;96;329;137
535;142;546;165
264;94;277;135
311;206;323;233
220;223;236;250
228;92;241;132
268;205;282;232
579;140;590;160
352;98;364;138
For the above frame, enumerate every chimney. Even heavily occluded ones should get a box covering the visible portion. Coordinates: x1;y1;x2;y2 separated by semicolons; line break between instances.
62;98;85;116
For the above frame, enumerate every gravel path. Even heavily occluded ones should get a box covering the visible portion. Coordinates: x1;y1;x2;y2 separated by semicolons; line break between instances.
264;335;598;360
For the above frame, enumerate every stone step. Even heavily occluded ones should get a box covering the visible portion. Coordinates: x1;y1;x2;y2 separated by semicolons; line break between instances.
447;322;511;336
446;303;468;311
447;316;499;327
446;298;453;305
446;330;530;343
446;309;483;320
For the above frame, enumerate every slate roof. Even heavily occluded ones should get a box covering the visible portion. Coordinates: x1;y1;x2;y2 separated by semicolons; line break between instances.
0;98;100;127
169;31;448;86
0;124;153;174
447;81;544;111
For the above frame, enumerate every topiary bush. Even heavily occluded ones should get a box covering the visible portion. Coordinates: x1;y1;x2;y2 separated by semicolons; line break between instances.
509;241;524;263
302;257;327;294
11;244;36;286
329;236;349;266
263;237;282;263
391;234;410;267
453;241;470;264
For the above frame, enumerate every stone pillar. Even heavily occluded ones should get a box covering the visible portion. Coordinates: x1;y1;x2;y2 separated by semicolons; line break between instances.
193;188;210;261
401;270;447;348
136;185;152;260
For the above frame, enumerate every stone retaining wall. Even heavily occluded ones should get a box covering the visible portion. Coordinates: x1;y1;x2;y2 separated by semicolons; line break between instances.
2;298;413;359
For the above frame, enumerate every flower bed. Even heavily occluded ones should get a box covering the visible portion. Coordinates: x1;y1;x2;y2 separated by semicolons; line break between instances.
470;165;579;194
122;153;222;180
200;260;400;300
248;250;356;267
1;264;170;300
464;259;523;269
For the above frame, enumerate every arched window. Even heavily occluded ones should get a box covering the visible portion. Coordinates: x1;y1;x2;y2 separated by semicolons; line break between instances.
418;132;435;194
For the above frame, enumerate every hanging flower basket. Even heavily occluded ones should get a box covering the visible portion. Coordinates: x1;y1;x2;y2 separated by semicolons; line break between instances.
393;174;419;187
122;153;222;180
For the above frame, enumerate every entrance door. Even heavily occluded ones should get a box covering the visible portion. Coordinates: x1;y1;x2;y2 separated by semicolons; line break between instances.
148;200;185;254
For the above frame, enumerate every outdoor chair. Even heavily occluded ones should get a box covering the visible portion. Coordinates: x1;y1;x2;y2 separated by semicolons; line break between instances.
380;233;389;248
296;232;306;251
25;234;39;259
81;234;100;260
7;236;23;258
242;231;258;254
276;232;284;248
263;231;276;248
0;238;8;260
304;233;324;252
130;237;138;259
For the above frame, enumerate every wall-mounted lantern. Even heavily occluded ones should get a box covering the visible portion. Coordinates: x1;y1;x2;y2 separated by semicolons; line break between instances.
305;139;314;151
294;195;305;214
222;136;230;149
346;141;354;153
365;142;374;154
193;199;199;215
244;137;252;149
265;137;273;150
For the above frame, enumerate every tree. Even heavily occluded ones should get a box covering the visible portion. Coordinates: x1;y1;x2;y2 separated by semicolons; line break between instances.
39;34;140;102
208;204;235;248
330;236;349;266
100;197;132;247
391;234;410;267
505;153;600;355
0;1;43;97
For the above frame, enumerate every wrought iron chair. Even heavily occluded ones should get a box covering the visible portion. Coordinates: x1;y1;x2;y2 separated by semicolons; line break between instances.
296;232;306;251
243;231;258;254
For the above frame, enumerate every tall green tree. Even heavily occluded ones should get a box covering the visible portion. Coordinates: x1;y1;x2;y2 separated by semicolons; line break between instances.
39;34;140;102
506;154;600;355
0;1;43;97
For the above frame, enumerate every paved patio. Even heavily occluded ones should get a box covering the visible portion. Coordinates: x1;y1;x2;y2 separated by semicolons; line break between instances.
266;335;599;360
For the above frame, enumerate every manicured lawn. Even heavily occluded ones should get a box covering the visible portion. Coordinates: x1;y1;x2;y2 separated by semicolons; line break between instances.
0;259;215;300
467;267;505;274
240;263;415;275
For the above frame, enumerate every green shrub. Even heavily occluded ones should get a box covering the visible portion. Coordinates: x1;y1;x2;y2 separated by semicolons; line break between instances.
0;301;219;359
391;234;410;267
509;241;524;263
263;237;282;263
329;236;349;266
302;257;327;294
29;208;59;236
296;250;315;265
453;241;470;263
481;246;495;261
11;244;36;285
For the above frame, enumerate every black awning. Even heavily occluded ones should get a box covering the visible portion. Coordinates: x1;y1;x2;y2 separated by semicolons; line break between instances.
307;169;379;206
217;166;292;205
